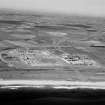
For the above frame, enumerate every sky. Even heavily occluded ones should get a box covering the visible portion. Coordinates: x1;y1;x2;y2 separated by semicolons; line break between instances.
0;0;105;17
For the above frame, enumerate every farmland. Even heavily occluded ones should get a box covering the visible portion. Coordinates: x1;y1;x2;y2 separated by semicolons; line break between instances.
0;10;105;88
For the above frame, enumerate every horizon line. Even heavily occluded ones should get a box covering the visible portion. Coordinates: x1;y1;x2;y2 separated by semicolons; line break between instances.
0;8;104;18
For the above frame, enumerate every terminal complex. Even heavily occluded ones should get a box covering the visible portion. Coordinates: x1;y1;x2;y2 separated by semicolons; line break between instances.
0;48;100;68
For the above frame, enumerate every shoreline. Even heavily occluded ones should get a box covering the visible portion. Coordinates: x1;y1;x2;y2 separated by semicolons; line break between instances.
1;79;105;89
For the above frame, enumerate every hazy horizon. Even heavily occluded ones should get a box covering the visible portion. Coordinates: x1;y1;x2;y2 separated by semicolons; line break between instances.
0;0;104;17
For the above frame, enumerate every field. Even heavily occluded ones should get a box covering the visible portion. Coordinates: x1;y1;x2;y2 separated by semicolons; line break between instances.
0;10;105;88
